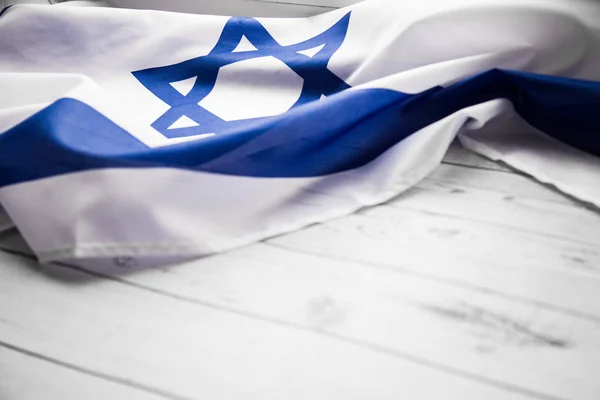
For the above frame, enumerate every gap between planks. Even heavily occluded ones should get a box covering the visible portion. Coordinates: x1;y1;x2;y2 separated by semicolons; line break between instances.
0;343;173;400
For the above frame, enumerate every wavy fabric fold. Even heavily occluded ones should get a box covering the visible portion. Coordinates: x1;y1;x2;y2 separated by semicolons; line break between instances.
1;0;599;269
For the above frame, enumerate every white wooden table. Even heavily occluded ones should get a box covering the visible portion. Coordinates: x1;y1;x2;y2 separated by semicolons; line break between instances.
1;142;599;400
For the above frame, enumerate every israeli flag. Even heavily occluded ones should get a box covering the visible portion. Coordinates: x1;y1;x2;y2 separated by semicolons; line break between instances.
1;0;599;270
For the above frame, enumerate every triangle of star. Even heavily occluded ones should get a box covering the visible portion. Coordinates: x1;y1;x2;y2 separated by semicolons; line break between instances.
232;35;258;52
169;77;197;96
297;44;325;58
168;115;200;130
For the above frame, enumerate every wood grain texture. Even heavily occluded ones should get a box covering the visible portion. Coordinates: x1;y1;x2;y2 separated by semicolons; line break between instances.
75;239;600;399
0;251;538;400
0;346;164;400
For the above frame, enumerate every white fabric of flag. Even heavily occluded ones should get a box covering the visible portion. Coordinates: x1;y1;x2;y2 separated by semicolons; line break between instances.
0;0;599;270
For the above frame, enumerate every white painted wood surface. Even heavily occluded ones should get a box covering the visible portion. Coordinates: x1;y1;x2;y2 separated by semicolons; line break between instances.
0;346;166;400
1;142;599;400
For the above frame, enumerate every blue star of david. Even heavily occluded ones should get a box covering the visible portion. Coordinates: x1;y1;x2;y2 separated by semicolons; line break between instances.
132;12;352;138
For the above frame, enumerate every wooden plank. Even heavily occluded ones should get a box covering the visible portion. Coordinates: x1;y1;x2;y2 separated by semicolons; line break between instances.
399;164;600;247
278;204;600;308
0;345;164;400
270;207;600;320
100;240;600;398
76;242;600;400
0;251;539;400
3;235;598;399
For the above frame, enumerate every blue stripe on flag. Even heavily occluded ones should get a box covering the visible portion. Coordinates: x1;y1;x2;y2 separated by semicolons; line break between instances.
0;69;598;186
